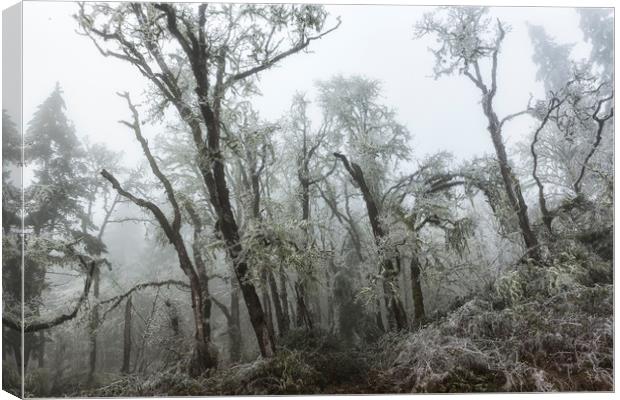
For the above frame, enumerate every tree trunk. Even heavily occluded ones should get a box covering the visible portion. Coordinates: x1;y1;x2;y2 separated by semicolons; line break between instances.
410;256;426;326
278;267;291;335
193;87;276;359
120;296;132;374
37;331;45;368
375;299;386;333
296;175;315;332
260;270;277;343
87;267;100;384
268;270;287;336
295;282;314;331
228;280;242;363
483;100;540;261
382;281;396;330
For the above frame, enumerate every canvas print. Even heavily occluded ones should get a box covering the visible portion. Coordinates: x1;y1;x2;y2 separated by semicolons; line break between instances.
1;1;614;397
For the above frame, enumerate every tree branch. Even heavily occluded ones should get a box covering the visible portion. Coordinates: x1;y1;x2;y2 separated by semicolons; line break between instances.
574;94;614;193
3;257;95;332
117;92;182;233
100;169;175;242
225;17;341;86
531;96;563;231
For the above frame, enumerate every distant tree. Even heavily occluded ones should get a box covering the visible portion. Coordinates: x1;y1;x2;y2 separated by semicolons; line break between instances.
318;76;410;200
5;85;99;370
527;24;574;93
2;110;24;368
525;13;613;242
24;83;88;235
578;8;613;81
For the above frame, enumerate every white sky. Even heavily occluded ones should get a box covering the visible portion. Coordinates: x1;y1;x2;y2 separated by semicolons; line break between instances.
21;1;591;171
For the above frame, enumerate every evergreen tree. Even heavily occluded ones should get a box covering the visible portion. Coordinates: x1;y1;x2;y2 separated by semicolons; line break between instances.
25;82;87;234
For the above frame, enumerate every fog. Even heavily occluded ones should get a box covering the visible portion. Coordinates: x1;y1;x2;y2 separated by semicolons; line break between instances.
23;2;588;166
4;1;613;397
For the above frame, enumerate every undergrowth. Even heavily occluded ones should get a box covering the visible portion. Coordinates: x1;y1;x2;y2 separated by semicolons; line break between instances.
75;252;612;395
370;254;613;393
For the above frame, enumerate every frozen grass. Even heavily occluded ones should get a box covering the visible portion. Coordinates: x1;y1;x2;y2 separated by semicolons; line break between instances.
371;258;613;393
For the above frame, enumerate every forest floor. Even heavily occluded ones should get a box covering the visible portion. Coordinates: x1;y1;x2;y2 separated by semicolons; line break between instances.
7;253;613;397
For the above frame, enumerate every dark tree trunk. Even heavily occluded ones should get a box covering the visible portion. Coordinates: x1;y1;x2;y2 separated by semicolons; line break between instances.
120;296;132;374
166;300;180;337
268;270;287;336
87;267;100;384
193;65;276;359
278;267;291;334
486;113;540;261
260;270;277;343
295;282;314;331
382;281;396;330
37;331;45;368
185;201;214;343
465;44;541;262
410;256;426;326
375;299;386;333
296;175;315;331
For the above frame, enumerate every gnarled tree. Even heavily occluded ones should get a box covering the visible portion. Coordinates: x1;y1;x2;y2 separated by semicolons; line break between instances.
78;2;339;358
416;7;541;261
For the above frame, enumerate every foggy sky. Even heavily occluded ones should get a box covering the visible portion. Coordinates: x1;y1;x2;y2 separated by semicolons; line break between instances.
21;1;592;174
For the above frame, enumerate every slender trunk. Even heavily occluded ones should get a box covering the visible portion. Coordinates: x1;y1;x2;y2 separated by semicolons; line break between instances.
268;271;287;336
87;267;100;383
120;296;132;374
295;282;314;331
313;291;322;328
382;281;396;330
296;176;315;331
278;267;291;334
410;256;426;326
166;300;180;337
260;270;276;343
325;261;336;332
375;299;386;333
187;212;212;342
37;331;45;367
229;280;241;363
484;100;540;261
